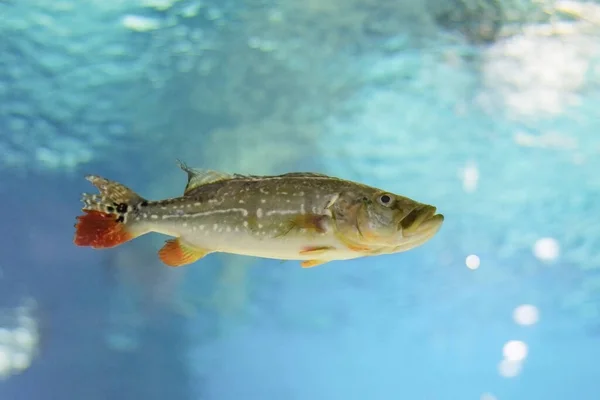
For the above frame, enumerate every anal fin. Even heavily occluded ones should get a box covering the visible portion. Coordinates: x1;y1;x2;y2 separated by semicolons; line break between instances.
158;238;210;267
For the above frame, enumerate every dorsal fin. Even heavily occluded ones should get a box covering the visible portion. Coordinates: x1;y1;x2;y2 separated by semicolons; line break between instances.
276;172;331;178
234;172;331;180
176;160;234;195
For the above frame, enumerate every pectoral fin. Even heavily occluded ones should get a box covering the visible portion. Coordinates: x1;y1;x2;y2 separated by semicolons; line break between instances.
158;238;211;267
275;214;329;238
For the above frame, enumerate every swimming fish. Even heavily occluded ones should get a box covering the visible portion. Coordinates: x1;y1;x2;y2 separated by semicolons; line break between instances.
73;161;444;268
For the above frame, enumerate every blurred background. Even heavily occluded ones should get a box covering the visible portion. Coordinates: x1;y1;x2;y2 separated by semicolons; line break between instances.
1;0;600;399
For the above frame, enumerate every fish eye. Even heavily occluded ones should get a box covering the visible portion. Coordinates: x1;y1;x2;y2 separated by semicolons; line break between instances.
377;193;393;206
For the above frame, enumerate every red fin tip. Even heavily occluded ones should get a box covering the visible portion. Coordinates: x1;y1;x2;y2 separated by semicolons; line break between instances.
74;210;134;248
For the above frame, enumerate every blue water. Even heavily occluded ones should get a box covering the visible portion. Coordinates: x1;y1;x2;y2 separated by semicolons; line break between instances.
1;1;600;399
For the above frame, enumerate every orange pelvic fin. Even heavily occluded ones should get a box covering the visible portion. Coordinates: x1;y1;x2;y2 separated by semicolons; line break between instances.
345;243;373;253
158;238;210;267
74;210;136;248
299;245;335;255
300;259;329;268
299;246;334;268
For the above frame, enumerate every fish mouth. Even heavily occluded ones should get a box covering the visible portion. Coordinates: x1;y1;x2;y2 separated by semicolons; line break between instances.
399;204;444;237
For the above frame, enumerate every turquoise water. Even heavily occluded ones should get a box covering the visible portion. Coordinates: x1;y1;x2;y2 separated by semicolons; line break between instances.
1;1;599;399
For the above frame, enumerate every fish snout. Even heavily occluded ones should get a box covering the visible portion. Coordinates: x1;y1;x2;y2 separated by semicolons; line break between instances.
399;204;444;236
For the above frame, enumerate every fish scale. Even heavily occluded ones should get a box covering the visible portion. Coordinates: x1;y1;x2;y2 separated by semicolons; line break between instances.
73;161;444;268
145;177;344;256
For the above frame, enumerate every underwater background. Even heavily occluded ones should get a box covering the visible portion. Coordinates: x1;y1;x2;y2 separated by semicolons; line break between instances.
1;0;600;399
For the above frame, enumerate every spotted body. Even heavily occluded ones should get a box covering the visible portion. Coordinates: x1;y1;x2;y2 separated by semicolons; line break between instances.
74;162;444;268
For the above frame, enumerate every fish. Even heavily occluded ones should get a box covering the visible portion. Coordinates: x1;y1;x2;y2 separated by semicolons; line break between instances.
73;161;444;268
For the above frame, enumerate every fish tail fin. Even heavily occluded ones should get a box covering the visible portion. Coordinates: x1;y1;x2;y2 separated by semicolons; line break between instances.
74;175;149;249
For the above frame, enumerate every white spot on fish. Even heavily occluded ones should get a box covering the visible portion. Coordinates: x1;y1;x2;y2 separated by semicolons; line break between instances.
161;206;168;210
234;227;240;232
150;215;158;220
209;199;218;204
161;208;248;220
135;217;140;221
257;208;263;218
239;199;245;204
279;191;288;195
260;188;269;194
286;199;291;203
300;204;305;215
260;199;266;204
266;209;297;216
183;222;188;227
213;224;218;230
243;221;249;227
194;202;202;206
258;224;263;229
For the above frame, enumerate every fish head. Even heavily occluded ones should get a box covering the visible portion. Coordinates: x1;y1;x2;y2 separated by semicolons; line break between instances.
332;189;444;253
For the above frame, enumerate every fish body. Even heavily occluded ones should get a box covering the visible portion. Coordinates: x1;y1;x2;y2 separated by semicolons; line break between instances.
74;162;444;268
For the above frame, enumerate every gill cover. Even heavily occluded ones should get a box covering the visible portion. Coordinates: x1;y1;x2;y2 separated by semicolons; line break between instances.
331;190;419;248
356;191;421;244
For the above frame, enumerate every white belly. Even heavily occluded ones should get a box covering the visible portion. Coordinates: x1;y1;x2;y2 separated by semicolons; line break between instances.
183;227;363;262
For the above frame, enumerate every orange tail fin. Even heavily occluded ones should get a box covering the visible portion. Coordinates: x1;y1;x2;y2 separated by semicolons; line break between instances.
74;210;134;248
74;175;149;249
